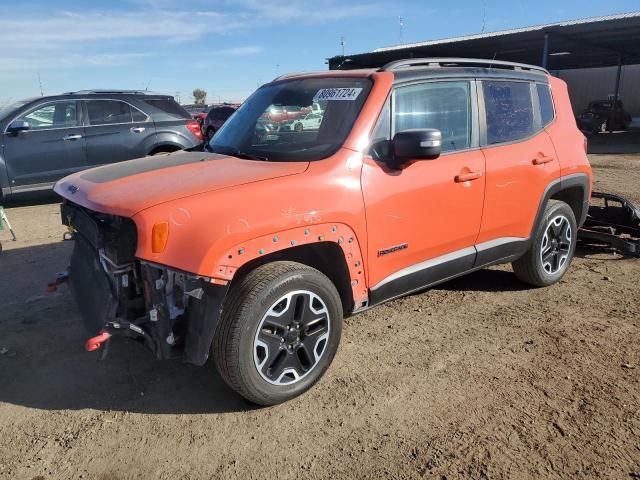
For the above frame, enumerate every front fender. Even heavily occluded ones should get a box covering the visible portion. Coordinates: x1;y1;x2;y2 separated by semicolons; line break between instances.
210;223;368;307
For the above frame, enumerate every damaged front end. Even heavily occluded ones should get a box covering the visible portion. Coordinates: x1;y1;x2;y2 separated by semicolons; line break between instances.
61;201;227;365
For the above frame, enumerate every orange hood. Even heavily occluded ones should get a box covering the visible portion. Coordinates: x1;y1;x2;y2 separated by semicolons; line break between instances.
54;151;309;217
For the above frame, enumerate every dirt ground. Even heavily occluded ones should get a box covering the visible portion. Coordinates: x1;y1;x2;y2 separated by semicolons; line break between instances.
0;153;639;480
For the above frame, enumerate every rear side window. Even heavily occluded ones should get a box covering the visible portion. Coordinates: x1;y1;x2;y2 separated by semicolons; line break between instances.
87;100;132;125
394;81;472;152
143;98;191;119
536;84;555;126
483;81;534;145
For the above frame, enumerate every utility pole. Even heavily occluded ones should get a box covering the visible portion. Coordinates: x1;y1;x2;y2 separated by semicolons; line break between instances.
37;72;44;96
340;36;345;56
399;16;404;43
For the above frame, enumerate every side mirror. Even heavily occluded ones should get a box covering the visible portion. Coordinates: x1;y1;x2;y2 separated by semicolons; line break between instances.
7;120;30;134
391;129;442;167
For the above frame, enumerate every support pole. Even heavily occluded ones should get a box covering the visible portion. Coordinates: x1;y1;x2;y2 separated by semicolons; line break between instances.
541;33;549;69
609;55;623;133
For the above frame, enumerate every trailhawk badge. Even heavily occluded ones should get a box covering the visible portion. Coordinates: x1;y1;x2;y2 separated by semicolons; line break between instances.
378;243;408;257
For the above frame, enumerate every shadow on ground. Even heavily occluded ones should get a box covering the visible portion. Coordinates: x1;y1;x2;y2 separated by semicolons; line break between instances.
437;268;530;293
587;128;640;154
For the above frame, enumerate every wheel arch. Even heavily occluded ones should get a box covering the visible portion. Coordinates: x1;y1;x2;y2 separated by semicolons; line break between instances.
210;223;369;315
148;142;183;155
532;173;591;237
232;242;355;315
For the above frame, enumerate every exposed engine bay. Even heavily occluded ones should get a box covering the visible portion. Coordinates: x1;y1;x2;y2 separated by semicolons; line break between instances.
61;201;226;365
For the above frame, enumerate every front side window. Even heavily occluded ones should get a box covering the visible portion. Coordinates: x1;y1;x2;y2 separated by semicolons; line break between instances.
393;81;472;153
483;81;534;144
19;101;78;130
87;100;132;125
536;83;555;127
209;77;372;162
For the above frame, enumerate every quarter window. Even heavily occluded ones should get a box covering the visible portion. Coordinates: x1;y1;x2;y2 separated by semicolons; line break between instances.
394;81;472;153
536;83;555;127
483;81;534;144
86;100;132;125
19;101;78;130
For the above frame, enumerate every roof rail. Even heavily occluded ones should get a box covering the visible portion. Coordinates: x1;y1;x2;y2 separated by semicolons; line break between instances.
381;58;549;74
64;89;155;95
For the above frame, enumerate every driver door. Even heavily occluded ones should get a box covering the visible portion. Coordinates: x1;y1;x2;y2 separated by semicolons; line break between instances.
3;100;87;190
362;80;486;303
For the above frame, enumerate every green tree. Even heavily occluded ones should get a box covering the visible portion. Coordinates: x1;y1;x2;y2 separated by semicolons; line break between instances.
193;88;207;105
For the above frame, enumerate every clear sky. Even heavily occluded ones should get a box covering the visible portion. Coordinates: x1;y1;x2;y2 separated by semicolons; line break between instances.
1;0;638;106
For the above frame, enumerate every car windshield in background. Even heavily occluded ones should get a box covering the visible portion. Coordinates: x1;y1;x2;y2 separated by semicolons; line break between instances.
209;77;372;162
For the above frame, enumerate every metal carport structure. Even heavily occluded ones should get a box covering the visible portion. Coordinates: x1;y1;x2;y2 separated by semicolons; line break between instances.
328;12;640;131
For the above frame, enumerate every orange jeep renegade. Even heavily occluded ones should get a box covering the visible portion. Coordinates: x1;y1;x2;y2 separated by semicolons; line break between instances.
55;58;592;405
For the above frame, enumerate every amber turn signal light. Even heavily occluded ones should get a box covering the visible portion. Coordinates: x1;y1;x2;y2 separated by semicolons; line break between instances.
152;221;169;253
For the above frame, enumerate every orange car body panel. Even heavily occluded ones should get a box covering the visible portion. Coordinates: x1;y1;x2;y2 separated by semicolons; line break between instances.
362;149;486;288
476;128;560;243
545;76;592;187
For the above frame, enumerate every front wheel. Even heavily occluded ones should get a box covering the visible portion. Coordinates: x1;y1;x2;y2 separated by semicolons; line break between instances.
212;261;343;405
512;200;577;287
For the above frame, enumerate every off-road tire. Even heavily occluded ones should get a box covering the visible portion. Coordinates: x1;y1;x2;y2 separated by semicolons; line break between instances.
213;261;343;405
512;200;577;287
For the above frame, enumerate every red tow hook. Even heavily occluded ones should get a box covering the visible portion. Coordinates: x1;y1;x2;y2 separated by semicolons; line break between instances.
85;330;111;352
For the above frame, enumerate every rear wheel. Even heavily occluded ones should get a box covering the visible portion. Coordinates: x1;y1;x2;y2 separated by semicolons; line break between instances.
213;261;343;405
206;127;215;140
512;200;577;287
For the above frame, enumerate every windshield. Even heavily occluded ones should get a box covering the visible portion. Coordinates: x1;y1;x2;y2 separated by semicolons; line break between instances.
209;77;372;162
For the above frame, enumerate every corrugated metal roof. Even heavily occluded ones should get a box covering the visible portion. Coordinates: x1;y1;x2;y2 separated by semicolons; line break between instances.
374;11;640;53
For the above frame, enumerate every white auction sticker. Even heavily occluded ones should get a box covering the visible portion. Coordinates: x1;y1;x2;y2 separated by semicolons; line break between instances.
313;88;363;102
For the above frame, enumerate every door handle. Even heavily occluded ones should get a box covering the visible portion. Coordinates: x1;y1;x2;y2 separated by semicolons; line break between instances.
63;134;82;141
454;171;483;183
130;127;145;133
533;155;554;165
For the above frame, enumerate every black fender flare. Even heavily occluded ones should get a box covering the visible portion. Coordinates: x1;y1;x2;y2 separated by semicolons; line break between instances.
530;173;591;239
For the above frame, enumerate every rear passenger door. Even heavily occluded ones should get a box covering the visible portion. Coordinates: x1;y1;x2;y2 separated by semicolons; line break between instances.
476;80;560;249
83;99;153;167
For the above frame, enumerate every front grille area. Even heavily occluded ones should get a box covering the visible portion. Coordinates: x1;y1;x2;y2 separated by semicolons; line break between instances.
61;201;137;264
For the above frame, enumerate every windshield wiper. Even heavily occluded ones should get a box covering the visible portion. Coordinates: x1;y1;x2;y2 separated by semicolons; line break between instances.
232;151;270;161
211;145;269;161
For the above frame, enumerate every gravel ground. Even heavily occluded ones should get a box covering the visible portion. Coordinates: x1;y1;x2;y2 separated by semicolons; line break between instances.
0;154;638;480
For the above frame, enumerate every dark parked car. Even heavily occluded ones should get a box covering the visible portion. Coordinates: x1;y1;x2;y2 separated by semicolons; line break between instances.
576;99;632;134
183;104;211;127
0;90;202;200
202;104;239;140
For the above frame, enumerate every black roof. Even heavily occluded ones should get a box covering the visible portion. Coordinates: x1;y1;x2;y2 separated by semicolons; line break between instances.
329;12;640;70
